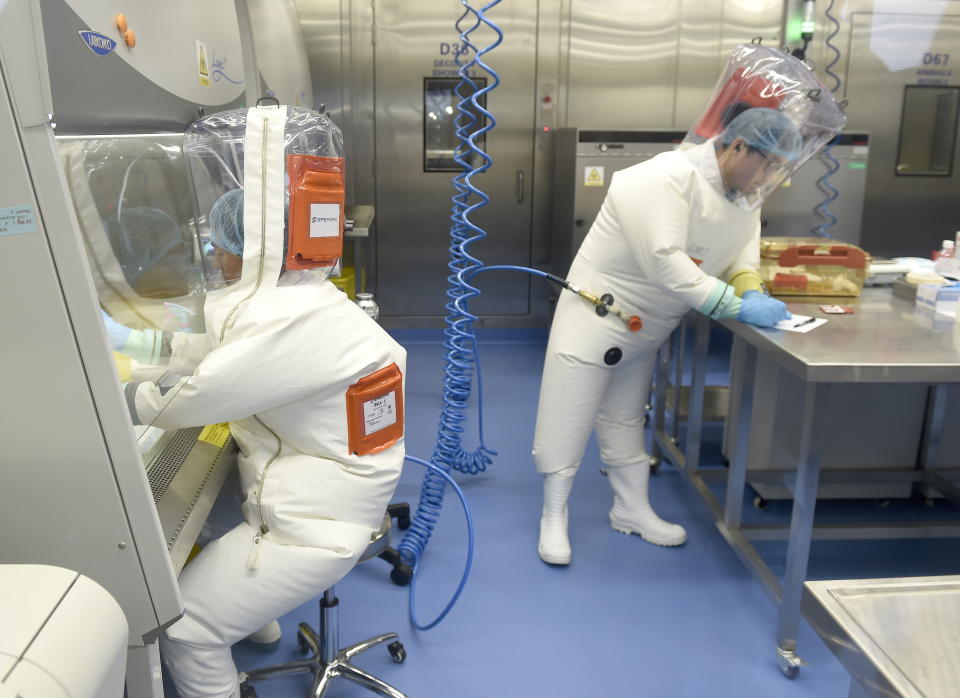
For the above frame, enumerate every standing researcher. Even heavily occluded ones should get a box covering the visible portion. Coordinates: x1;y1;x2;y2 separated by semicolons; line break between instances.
533;45;847;565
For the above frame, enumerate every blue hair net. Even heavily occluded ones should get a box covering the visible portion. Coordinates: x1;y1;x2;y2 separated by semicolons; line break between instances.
719;107;802;162
209;188;245;256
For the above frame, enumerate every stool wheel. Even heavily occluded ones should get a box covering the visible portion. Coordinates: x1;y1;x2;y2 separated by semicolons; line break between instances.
388;641;406;664
297;629;311;655
390;563;413;586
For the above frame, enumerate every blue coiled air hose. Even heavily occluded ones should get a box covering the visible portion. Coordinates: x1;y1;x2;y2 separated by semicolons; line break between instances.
812;0;842;238
397;0;502;625
404;455;474;631
397;1;638;630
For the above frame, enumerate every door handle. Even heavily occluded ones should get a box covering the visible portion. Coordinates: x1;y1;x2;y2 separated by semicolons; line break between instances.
516;169;525;203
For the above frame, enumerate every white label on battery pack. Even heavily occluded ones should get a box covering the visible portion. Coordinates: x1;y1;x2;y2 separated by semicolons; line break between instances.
363;391;397;435
310;203;340;238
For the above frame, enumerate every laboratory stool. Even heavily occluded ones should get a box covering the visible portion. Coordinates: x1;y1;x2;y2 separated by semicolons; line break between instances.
377;502;414;586
239;511;408;698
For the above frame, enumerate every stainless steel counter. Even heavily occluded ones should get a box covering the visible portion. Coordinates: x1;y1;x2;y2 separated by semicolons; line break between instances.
720;288;960;383
652;287;960;680
803;575;960;697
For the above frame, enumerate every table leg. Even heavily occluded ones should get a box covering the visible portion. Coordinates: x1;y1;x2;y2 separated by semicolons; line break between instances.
652;338;671;465
670;318;687;442
724;341;758;530
776;381;830;678
683;313;710;476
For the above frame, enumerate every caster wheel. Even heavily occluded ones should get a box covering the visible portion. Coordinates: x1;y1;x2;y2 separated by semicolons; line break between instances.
388;641;406;664
296;628;310;655
753;496;768;511
781;664;800;680
240;682;259;698
388;503;412;530
776;646;803;680
391;563;413;587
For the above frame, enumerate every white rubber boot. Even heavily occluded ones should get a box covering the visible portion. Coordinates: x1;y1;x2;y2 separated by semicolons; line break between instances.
607;462;687;547
538;469;576;565
244;619;282;651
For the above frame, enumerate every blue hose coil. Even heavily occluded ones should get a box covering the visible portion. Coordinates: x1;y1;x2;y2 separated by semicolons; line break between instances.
398;0;502;572
812;0;842;238
403;455;475;631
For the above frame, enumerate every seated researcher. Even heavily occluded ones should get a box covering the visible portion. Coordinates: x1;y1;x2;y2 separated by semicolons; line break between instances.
123;180;407;697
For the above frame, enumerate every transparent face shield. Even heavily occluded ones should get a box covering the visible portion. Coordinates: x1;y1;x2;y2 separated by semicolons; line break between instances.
684;44;847;210
182;105;347;294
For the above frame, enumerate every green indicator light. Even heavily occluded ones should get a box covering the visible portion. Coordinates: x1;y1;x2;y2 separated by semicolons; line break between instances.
786;16;804;43
848;162;867;170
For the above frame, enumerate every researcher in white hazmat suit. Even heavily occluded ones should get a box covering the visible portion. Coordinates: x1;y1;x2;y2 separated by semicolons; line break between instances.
533;45;848;565
123;104;406;697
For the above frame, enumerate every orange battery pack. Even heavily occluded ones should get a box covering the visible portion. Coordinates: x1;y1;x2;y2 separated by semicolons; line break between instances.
286;154;345;270
346;363;404;456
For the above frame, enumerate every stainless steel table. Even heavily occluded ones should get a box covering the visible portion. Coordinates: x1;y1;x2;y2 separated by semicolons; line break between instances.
652;288;960;678
803;575;960;697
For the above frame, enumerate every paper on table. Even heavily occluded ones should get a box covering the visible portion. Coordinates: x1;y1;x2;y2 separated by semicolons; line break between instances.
775;314;828;333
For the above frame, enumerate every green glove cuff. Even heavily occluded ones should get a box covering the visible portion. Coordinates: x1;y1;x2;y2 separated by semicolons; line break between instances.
699;282;743;320
121;329;171;364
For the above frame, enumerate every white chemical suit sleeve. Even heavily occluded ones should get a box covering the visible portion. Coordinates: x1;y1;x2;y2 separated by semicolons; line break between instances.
125;315;351;429
607;168;739;318
723;218;764;296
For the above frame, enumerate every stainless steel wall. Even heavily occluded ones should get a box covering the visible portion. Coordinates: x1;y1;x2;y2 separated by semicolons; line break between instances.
292;0;960;325
808;1;960;258
560;0;783;129
294;0;786;326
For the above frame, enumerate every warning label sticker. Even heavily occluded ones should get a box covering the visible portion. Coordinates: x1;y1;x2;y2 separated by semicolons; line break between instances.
584;166;605;187
198;423;230;448
197;40;210;86
0;206;37;236
363;391;398;436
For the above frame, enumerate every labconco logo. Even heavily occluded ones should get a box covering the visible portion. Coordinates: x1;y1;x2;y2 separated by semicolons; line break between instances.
78;30;117;57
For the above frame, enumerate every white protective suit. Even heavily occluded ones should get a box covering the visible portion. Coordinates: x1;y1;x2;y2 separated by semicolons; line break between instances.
125;107;406;698
533;140;760;563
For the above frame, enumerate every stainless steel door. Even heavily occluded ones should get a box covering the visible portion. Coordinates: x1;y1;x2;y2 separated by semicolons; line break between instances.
373;1;536;320
844;12;960;257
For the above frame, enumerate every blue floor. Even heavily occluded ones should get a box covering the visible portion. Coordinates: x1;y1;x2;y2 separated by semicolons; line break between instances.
165;330;960;697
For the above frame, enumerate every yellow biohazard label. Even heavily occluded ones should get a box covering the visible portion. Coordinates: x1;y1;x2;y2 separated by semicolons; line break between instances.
198;423;230;448
584;166;605;187
197;40;210;86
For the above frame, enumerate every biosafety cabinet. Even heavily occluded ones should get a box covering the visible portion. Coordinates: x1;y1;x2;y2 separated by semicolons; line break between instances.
0;1;313;695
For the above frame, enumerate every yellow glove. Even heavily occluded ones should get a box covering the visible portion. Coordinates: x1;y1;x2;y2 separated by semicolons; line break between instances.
113;351;135;382
728;270;764;297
